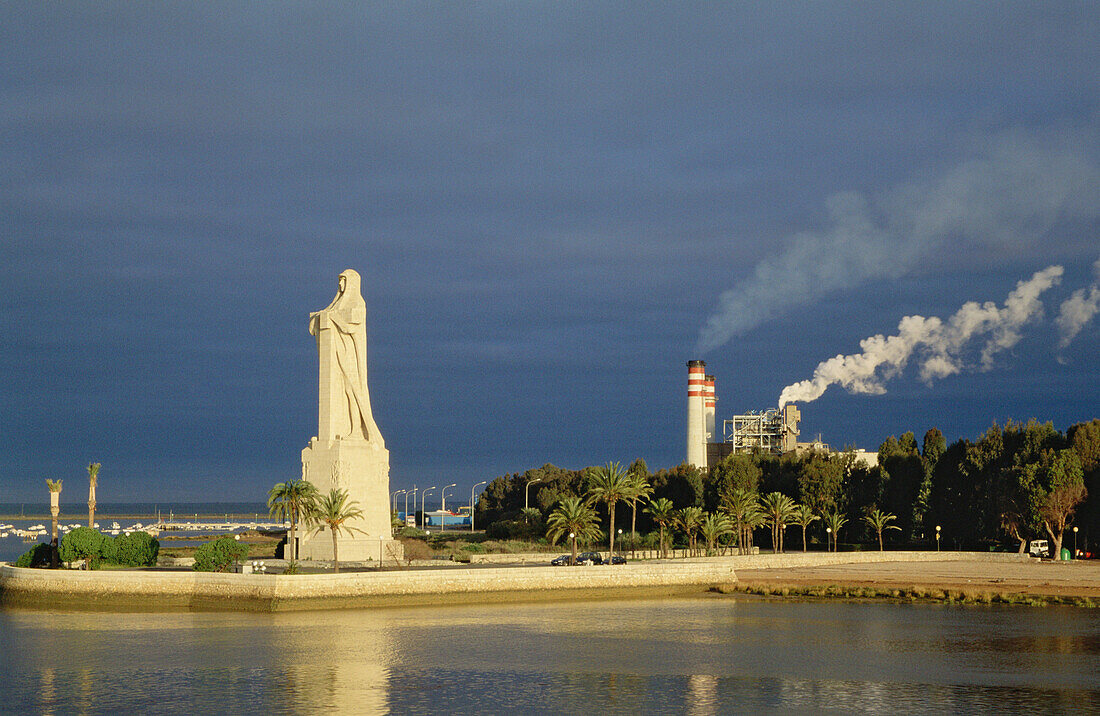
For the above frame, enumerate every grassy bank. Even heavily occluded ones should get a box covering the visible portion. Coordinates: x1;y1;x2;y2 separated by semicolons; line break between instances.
715;582;1100;608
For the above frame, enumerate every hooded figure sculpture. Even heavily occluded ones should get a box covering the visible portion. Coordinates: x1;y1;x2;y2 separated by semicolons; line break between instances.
310;269;380;442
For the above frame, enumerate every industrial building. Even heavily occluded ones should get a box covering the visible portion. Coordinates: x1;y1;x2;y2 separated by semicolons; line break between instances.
685;360;876;470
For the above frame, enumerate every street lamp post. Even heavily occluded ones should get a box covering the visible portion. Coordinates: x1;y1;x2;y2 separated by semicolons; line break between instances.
391;489;405;515
420;486;437;530
616;528;622;560
470;481;487;532
525;478;542;521
569;532;575;564
441;483;457;532
826;527;832;553
1073;526;1079;556
935;525;941;551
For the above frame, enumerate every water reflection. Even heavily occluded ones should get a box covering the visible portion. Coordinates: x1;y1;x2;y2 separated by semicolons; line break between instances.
2;599;1099;714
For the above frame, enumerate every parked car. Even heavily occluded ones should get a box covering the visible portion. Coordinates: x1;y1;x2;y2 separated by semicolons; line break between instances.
575;551;603;565
551;554;575;566
608;555;626;565
1029;539;1050;558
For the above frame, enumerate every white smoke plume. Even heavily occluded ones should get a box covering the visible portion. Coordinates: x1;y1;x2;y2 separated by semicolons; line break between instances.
777;265;1064;407
1056;256;1100;349
697;132;1100;353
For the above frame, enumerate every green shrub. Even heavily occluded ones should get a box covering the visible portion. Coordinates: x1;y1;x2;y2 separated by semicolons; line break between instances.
59;527;110;567
460;542;486;553
15;543;52;568
114;532;160;566
101;536;119;564
193;536;249;572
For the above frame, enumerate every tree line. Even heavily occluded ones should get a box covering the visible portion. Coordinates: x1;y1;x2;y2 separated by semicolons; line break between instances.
474;418;1099;556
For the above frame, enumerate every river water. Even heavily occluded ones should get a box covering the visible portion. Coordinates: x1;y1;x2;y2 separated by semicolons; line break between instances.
1;596;1097;714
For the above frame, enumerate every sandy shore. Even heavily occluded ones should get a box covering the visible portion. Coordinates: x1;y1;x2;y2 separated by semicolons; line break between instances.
735;559;1100;598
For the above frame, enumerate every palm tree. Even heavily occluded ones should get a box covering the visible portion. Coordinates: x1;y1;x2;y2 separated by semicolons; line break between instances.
268;479;320;562
720;489;761;555
645;497;675;558
626;471;653;557
87;462;101;529
823;511;847;552
306;488;365;573
675;506;704;556
699;512;733;555
791;504;819;552
546;496;601;565
585;462;632;556
864;508;901;551
760;492;797;554
46;479;62;568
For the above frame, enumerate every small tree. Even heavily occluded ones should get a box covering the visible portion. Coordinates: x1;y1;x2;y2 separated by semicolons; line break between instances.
675;506;704;556
699;512;733;555
87;462;101;529
791;504;819;552
760;492;797;554
546;496;601;564
59;527;109;568
823;511;847;552
115;532;160;566
307;488;366;573
268;478;320;562
720;489;761;555
864;508;901;551
1036;450;1086;559
193;536;249;572
645;497;675;558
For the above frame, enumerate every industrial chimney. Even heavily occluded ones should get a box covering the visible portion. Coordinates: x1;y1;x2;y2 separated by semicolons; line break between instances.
686;360;707;469
704;374;716;443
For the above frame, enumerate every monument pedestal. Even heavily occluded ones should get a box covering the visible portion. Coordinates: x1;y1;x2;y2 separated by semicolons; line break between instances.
296;437;403;563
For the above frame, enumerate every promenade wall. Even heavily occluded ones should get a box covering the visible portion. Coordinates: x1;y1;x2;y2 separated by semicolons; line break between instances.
0;551;1031;612
0;560;737;612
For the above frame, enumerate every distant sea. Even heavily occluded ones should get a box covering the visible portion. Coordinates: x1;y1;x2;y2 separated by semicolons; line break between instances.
0;502;269;519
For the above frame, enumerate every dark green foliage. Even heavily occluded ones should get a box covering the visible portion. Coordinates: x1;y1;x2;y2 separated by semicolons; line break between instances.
485;519;543;541
651;462;704;510
707;454;761;511
15;543;51;568
879;432;924;540
59;527;111;567
114;531;159;566
796;452;847;516
471;416;1093;552
192;536;249;572
474;463;586;528
1069;419;1100;550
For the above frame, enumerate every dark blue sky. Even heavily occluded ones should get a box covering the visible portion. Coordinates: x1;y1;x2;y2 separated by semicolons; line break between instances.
2;4;1099;504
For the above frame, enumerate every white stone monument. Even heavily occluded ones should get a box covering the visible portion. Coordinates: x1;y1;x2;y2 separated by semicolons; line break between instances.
296;269;400;562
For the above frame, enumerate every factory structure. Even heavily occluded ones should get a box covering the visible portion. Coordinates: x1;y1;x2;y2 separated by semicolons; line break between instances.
686;360;876;470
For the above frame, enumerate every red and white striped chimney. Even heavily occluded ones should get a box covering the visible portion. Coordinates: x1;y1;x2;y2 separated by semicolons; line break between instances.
686;360;707;469
704;374;716;443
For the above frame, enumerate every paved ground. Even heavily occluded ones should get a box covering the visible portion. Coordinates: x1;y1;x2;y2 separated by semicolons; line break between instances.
735;559;1100;597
